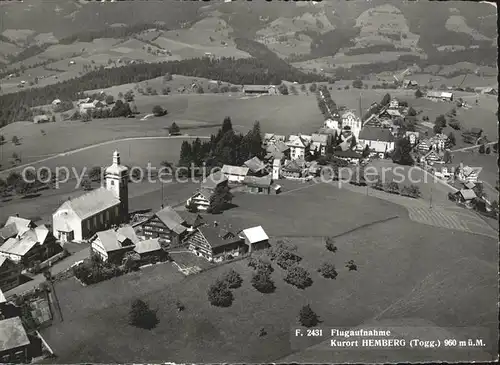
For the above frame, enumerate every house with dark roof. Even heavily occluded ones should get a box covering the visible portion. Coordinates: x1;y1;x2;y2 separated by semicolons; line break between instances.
244;156;267;176
358;126;395;156
201;171;228;191
138;206;188;247
186;189;213;212
187;225;246;262
90;225;139;264
52;151;129;243
420;150;444;166
265;140;289;161
311;133;332;156
0;317;31;363
282;159;307;179
243;85;278;95
0;257;21;292
242;175;281;195
333;150;362;164
176;211;204;230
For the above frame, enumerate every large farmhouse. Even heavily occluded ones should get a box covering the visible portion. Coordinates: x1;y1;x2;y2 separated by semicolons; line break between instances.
52;151;129;243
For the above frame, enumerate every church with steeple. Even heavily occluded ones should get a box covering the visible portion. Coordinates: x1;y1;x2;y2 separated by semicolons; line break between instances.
52;151;129;243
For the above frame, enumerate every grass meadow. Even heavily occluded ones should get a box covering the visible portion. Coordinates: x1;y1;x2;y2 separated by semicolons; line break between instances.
38;183;497;363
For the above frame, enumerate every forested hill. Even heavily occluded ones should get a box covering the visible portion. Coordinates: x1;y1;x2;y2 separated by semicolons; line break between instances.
0;56;328;127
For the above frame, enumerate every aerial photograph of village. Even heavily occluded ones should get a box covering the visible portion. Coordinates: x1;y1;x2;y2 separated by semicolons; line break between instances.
0;0;498;363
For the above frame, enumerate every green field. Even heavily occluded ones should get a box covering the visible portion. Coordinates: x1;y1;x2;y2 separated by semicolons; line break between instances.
38;182;497;363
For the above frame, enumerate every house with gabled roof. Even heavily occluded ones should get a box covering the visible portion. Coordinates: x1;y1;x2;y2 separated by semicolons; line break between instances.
282;159;307;179
457;165;480;183
138;206;188;247
0;257;21;292
263;134;286;145
133;238;165;261
0;225;60;266
90;225;139;264
239;226;269;252
186;188;213;212
0;217;36;245
0;316;31;363
358;126;395;156
420;150;444;166
416;139;431;153
187;224;246;263
242;175;281;195
201;171;228;191
265;140;289;160
341;111;362;139
244;156;267;176
221;165;249;183
311;133;331;156
405;131;420;146
52;151;129;243
287;135;311;160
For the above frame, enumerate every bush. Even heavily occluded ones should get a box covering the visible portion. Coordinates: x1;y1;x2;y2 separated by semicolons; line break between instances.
268;240;302;269
299;305;319;327
372;177;384;190
384;181;400;194
325;237;337;253
207;279;233;307
401;185;421;198
220;269;243;289
251;270;275;293
152;105;167;116
129;299;159;330
284;265;313;289
248;257;274;274
478;144;486;154
317;262;338;279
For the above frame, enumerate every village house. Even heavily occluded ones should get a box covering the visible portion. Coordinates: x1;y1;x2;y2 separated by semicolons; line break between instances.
363;114;384;128
405;131;420;146
0;225;61;267
242;175;281;195
454;189;477;208
341;111;362;139
201;171;228;192
457;165;480;183
0;317;31;363
324;118;340;130
51;99;61;106
243;85;278;96
281;159;307;179
388;99;399;110
52;151;129;243
186;189;212;212
433;166;453;180
0;257;21;292
416;139;431;153
287;135;311;160
428;134;448;151
138;206;188;246
402;80;419;89
420;150;444;166
333;150;362;164
426;91;454;102
187;224;246;262
133;238;165;261
239;226;269;253
263;134;286;146
0;217;36;245
221;165;249;183
33;115;50;124
357;126;395;157
177;211;204;231
311;134;331;156
244;156;267;176
265;140;289;161
338;130;355;152
90;225;139;264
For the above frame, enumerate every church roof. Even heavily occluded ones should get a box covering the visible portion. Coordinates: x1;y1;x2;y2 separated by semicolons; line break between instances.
57;187;120;220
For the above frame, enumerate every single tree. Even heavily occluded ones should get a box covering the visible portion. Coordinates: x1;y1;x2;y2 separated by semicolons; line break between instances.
485;146;491;154
478;144;485;154
105;95;114;104
251;269;275;293
129;299;159;330
309;83;317;93
447;132;456;147
362;145;370;158
352;79;363;89
278;84;289;95
207;279;233;307
381;93;391;106
169;122;180;135
12;136;20;145
89;166;102;182
0;135;5;145
152;105;166;117
407;107;417;116
415;89;423;98
284;265;313;289
299;304;319;327
346;260;357;271
317;262;338;279
220;269;243;289
325;237;337;253
392;138;414;166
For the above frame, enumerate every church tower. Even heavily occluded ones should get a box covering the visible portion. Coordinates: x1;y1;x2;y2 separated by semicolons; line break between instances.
105;151;129;223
